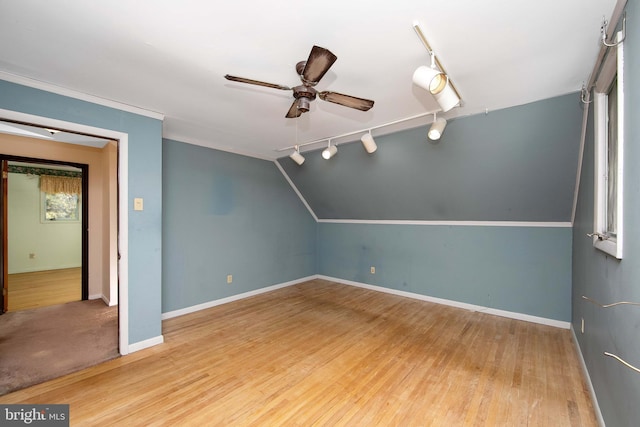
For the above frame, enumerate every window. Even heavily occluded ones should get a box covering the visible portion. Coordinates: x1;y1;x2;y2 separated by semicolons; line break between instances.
593;32;624;258
39;174;82;223
42;191;80;222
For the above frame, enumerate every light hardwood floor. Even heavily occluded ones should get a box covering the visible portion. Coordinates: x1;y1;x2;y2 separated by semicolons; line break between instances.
7;267;81;311
0;279;596;426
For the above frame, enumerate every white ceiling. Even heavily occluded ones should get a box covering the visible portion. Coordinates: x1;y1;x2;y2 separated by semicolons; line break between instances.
0;0;616;159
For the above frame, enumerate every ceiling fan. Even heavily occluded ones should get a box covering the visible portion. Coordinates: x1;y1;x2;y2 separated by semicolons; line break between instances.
224;45;375;118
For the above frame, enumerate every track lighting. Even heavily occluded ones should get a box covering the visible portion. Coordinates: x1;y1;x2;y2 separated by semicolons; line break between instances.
412;22;461;113
360;131;377;153
322;140;337;160
413;66;460;112
428;113;447;140
289;145;305;165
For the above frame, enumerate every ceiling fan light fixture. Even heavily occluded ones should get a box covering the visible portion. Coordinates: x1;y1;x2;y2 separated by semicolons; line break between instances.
361;131;377;153
297;97;311;113
322;141;337;160
428;115;447;140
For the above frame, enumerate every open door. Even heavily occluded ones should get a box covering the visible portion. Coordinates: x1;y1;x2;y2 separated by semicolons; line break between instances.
1;159;7;313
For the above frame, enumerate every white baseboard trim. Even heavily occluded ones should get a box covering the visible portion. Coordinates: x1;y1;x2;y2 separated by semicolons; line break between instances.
161;275;318;320
126;335;164;354
89;293;116;307
571;325;605;427
317;275;571;329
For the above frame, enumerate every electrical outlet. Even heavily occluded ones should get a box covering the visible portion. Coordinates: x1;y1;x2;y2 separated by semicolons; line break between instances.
581;317;585;334
370;266;375;274
227;274;233;284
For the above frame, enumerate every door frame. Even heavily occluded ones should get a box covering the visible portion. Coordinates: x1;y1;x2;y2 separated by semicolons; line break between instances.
1;160;7;312
0;108;130;355
0;155;89;304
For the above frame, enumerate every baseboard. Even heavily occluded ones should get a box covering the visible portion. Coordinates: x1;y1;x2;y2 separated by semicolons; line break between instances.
126;335;164;354
317;275;571;329
161;275;317;320
571;325;605;427
8;265;82;275
161;274;570;329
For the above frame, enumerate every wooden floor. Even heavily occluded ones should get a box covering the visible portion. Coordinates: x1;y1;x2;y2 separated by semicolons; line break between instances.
7;268;81;311
0;279;596;426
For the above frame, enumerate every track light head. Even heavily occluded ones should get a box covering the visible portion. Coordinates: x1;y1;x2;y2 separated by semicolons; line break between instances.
428;116;447;140
322;143;337;160
413;66;460;112
289;146;305;165
360;132;377;154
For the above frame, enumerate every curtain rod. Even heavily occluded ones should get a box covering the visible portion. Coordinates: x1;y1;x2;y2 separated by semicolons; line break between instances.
586;0;628;92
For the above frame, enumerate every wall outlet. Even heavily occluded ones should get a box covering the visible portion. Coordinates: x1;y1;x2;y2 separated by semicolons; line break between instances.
370;266;375;274
227;274;233;284
581;317;585;334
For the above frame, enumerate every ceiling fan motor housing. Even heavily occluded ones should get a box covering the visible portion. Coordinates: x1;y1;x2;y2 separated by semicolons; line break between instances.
293;85;317;112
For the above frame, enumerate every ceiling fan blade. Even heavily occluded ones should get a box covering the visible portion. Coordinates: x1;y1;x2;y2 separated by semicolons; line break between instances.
302;46;337;85
224;75;291;91
318;91;375;111
285;100;303;118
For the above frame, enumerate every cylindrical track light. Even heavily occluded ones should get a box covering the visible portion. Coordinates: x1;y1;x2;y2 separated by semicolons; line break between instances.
361;131;377;153
432;78;460;112
289;145;305;165
413;66;460;112
322;141;337;160
428;115;447;140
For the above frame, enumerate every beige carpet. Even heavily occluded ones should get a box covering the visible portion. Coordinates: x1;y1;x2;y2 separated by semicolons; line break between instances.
0;299;119;395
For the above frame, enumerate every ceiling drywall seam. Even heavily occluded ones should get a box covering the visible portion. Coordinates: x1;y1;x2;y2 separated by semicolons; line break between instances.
274;160;319;222
0;72;164;121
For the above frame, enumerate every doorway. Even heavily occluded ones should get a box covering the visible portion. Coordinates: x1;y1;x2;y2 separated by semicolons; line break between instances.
1;156;89;312
0;111;129;354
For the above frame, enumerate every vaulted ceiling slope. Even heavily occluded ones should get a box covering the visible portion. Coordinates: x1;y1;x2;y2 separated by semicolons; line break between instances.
278;94;583;222
0;1;615;159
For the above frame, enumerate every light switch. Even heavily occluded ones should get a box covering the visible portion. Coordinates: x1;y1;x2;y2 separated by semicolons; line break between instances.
134;198;144;211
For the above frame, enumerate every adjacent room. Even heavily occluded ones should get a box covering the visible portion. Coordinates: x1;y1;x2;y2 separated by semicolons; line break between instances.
0;0;638;425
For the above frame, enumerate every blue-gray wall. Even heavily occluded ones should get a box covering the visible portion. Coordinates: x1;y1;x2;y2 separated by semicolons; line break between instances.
162;139;317;313
0;79;163;345
276;94;582;322
319;223;572;321
279;93;583;222
572;0;640;425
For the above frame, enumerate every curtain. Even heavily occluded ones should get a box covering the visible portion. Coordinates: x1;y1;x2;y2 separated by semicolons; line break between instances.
40;175;82;195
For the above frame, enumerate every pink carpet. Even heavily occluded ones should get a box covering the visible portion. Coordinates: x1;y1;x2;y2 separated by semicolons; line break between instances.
0;299;119;395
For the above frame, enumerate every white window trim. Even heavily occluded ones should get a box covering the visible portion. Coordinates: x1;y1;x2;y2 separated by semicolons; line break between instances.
593;32;624;259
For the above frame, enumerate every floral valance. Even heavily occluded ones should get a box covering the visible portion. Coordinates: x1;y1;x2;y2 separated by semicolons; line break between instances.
40;175;82;195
